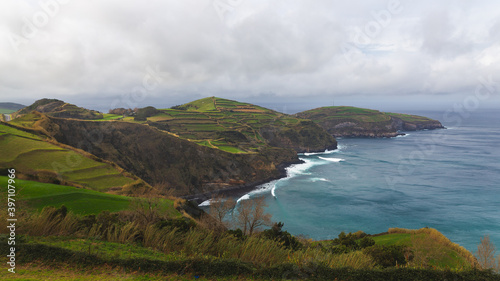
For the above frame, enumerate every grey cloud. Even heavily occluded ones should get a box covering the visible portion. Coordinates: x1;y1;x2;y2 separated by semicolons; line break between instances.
0;0;499;111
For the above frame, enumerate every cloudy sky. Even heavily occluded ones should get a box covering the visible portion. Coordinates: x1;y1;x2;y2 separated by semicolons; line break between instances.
1;0;499;113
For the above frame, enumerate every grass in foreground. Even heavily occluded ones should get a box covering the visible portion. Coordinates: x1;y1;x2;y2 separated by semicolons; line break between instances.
0;259;245;281
0;203;496;280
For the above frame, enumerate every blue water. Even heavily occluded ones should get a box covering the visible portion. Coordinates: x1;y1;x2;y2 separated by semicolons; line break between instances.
233;110;500;251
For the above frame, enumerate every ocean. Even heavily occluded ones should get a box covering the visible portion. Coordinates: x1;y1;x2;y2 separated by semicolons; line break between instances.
229;109;500;252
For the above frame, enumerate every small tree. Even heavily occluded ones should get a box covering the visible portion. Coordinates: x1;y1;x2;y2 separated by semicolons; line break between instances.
209;194;236;228
130;195;163;226
476;235;497;269
235;197;271;236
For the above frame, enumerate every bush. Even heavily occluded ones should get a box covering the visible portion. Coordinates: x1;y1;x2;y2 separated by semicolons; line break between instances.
363;245;408;268
261;222;302;250
134;106;159;121
359;236;376;248
330;231;373;254
227;228;245;240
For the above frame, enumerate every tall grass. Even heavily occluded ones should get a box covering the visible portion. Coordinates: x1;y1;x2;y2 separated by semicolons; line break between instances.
16;206;376;271
291;247;375;269
20;206;80;236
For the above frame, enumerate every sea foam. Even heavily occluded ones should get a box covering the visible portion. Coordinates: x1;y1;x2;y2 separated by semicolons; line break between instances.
198;199;212;207
318;157;345;162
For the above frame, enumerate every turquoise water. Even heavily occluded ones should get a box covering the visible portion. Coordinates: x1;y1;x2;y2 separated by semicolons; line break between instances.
233;110;500;251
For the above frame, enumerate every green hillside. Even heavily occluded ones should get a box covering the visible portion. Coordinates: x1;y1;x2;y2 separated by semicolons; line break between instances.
6;97;334;195
0;123;142;192
14;98;103;120
0;102;25;114
296;106;444;137
132;97;336;154
372;228;476;269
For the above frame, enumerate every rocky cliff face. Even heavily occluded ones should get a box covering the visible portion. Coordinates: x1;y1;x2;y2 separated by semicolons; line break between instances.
316;119;400;138
41;117;299;196
259;120;338;152
391;117;444;131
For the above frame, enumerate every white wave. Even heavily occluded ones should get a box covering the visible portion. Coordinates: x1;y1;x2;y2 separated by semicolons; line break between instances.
236;155;332;202
318;157;345;162
395;134;410;138
299;147;340;156
310;177;329;182
236;194;250;203
236;180;278;202
198;199;211;207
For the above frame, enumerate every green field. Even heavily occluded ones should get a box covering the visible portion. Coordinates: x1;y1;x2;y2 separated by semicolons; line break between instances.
0;176;129;214
0;123;136;191
298;106;440;130
0;176;179;216
371;230;473;269
95;113;122;121
300;106;392;123
385;112;433;122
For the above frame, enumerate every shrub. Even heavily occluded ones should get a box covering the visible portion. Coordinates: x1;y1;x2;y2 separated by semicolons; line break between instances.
261;222;302;250
330;231;372;254
227;228;245;240
134;106;159;121
359;236;376;248
363;245;408;268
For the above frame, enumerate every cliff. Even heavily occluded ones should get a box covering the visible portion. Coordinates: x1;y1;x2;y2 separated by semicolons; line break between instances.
40;116;299;196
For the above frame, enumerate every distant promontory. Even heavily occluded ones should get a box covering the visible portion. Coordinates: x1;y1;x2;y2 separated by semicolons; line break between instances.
296;106;444;138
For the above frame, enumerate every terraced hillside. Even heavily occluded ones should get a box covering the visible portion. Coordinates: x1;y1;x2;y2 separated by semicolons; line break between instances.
0;123;145;193
6;97;336;196
128;97;337;154
296;106;444;137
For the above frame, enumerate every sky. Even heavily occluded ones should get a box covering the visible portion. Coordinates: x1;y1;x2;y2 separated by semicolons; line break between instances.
1;0;499;113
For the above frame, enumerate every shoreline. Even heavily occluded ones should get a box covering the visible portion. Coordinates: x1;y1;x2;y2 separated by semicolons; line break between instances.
182;158;304;204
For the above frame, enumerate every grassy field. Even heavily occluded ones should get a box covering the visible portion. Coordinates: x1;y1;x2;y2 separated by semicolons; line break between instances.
95;113;123;121
0;109;14;114
385;112;434;122
298;106;438;126
299;106;392;123
0;176;130;214
372;228;475;269
0;123;136;192
0;176;178;215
